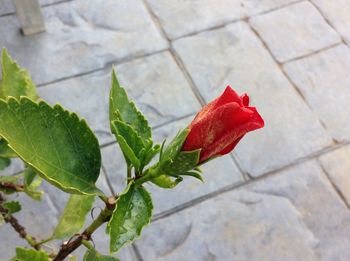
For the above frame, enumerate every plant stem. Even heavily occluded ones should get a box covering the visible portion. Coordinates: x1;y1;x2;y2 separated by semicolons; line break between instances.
0;182;24;192
0;193;40;250
53;197;116;261
81;239;94;250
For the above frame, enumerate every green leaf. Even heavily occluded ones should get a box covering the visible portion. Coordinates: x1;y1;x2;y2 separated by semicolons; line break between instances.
115;134;140;169
0;157;10;170
112;120;146;169
109;69;151;143
0;48;38;100
68;256;77;261
24;167;36;186
14;248;50;261
52;194;95;239
162;150;201;175
0;214;4;226
142;144;160;167
2;201;21;214
24;168;43;201
0;98;102;195
83;249;120;261
0;138;16;158
176;171;204;182
108;182;153;253
151;174;182;189
161;129;189;165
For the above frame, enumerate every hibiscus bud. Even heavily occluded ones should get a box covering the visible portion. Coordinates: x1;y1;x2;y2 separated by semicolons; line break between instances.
182;86;264;163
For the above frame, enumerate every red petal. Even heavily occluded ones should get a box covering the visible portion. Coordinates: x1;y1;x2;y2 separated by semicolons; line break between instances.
240;93;249;106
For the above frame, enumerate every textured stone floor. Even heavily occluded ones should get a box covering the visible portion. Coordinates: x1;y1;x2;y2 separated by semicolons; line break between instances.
1;0;350;260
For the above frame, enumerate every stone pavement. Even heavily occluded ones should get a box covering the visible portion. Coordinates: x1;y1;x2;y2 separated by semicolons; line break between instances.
1;0;350;260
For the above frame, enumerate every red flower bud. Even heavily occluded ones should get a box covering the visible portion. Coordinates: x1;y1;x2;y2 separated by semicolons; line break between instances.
182;86;264;163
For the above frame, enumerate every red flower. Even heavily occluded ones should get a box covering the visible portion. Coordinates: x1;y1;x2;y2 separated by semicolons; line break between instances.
182;86;264;163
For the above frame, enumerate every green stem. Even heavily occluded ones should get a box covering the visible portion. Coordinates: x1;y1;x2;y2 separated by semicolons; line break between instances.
127;165;132;180
81;240;94;251
134;166;160;187
53;198;116;261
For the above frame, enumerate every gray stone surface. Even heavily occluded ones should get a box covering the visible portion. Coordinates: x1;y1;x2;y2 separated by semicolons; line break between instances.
250;1;341;62
146;0;298;39
284;44;350;142
0;0;168;85
319;145;350;206
102;116;243;215
136;161;350;261
38;51;199;145
311;0;350;46
0;0;67;16
173;22;333;177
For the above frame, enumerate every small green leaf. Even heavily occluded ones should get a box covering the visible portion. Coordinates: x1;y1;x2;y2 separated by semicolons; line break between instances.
0;157;10;170
0;138;16;158
23;168;43;201
108;182;153;253
24;167;37;187
142;144;160;167
0;214;4;226
68;256;77;261
14;247;50;261
115;134;141;169
0;48;38;100
52;194;95;239
112;120;146;169
176;171;204;182
0;98;102;195
2;201;21;214
83;248;120;261
162;149;201;175
161;129;189;165
151;175;182;189
109;69;151;143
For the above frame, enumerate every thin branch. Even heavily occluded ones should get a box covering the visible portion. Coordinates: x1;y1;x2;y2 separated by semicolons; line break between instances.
53;196;116;261
0;182;24;192
0;193;39;250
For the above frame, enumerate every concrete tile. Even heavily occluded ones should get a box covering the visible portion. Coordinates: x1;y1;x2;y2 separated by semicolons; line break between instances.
0;0;66;16
311;0;350;46
284;44;350;142
0;0;168;85
136;161;350;261
173;21;333;177
250;1;341;62
319;145;350;206
146;0;299;39
38;51;199;145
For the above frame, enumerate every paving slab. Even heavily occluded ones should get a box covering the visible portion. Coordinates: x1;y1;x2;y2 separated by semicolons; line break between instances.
319;145;350;206
136;161;350;261
38;51;199;145
102;115;243;215
173;22;332;177
284;44;350;142
250;1;341;62
311;0;350;46
0;0;168;85
0;0;66;16
146;0;298;39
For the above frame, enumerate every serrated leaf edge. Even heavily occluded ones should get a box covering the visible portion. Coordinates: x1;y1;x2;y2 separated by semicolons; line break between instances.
0;96;103;196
